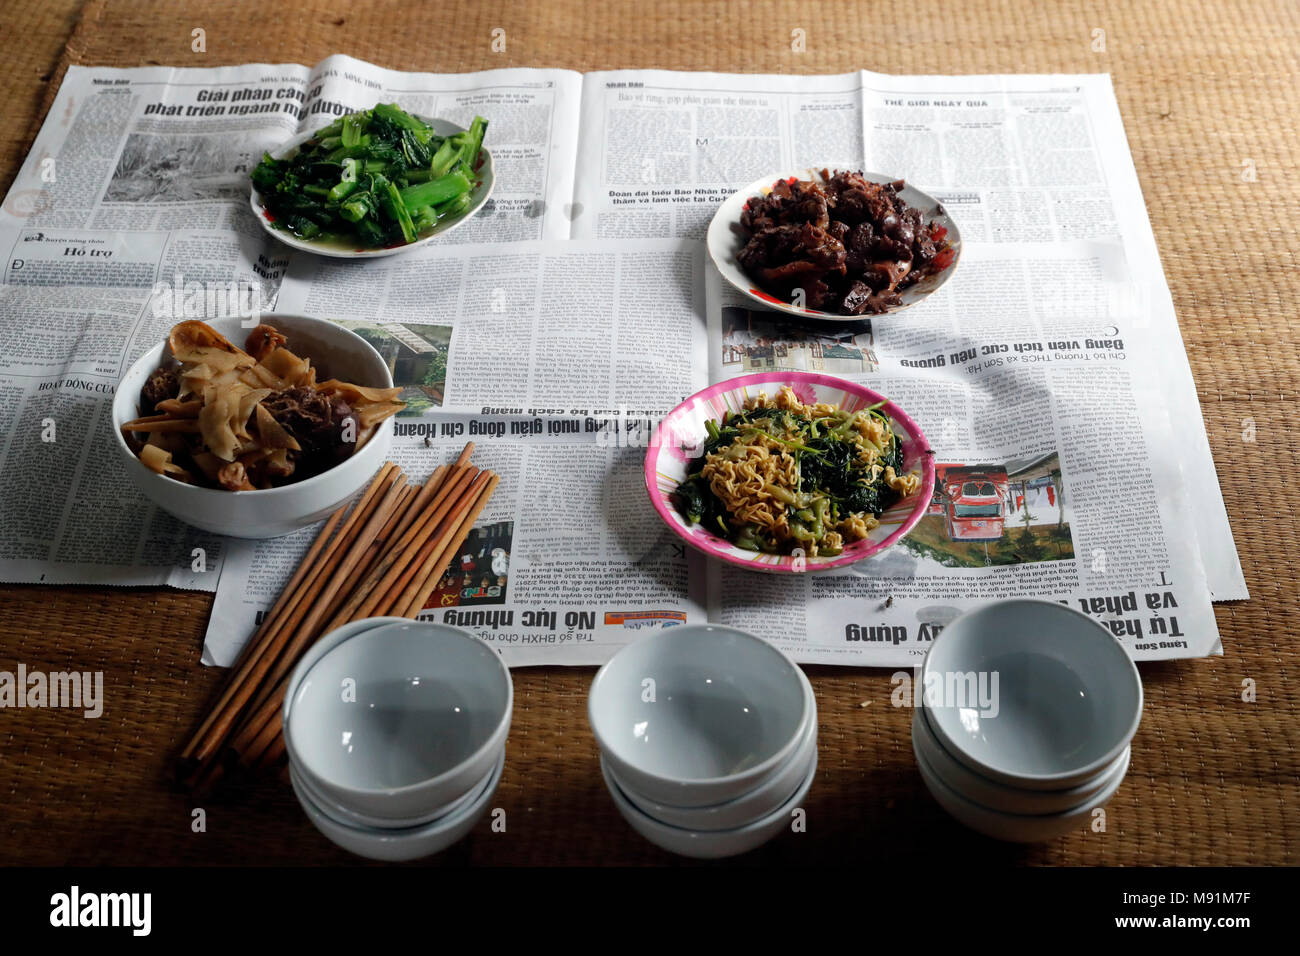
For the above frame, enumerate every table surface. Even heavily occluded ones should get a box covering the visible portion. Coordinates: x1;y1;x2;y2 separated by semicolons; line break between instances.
1;0;1296;866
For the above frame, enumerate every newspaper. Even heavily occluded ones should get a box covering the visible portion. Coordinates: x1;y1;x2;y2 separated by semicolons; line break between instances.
0;55;579;589
706;240;1223;664
201;237;712;666
0;56;1244;668
570;70;1243;601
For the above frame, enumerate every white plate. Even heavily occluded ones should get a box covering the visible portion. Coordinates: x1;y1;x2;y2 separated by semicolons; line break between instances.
249;115;494;258
706;168;961;321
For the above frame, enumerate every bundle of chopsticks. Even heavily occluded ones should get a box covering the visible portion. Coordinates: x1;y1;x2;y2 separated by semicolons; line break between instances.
177;443;497;793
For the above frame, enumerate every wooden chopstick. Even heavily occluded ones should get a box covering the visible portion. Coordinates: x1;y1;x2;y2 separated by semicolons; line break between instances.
179;463;398;780
176;502;346;779
394;472;499;618
178;441;499;793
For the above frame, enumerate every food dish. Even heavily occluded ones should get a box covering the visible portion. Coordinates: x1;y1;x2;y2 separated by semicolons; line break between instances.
673;384;920;558
250;106;494;258
707;169;960;320
112;315;397;538
647;372;935;572
120;319;404;491
736;170;955;315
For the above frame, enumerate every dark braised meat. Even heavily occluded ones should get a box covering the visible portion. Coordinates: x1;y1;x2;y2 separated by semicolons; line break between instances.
736;170;955;315
140;365;180;415
263;387;336;451
262;386;359;468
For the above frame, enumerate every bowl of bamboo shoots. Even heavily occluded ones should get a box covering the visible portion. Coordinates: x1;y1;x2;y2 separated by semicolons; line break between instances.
112;314;400;538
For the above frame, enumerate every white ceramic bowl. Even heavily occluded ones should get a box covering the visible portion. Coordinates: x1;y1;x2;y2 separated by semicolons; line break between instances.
290;748;504;861
921;599;1142;790
291;743;486;830
588;624;813;808
250;115;494;259
915;736;1129;842
706;168;961;321
912;706;1129;816
283;619;512;822
605;703;817;832
602;745;817;859
112;313;393;538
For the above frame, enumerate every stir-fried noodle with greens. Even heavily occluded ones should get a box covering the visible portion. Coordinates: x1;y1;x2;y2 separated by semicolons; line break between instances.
674;387;920;557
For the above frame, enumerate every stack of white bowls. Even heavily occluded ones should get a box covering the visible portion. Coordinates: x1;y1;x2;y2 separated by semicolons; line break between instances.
914;599;1143;842
588;624;817;859
282;617;512;861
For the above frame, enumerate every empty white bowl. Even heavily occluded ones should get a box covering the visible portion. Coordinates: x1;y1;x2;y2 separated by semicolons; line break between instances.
915;736;1129;842
921;599;1142;789
112;313;394;538
588;624;813;807
602;747;817;859
610;697;818;832
912;706;1129;816
284;619;512;822
291;745;486;830
290;748;504;861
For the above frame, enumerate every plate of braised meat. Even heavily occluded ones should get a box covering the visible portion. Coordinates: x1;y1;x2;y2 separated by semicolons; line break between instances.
707;168;960;319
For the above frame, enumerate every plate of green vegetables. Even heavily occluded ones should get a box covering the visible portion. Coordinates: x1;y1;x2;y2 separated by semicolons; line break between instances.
250;103;492;258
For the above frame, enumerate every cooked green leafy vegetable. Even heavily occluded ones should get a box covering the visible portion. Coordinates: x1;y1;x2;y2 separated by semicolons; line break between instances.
251;105;488;248
673;387;917;557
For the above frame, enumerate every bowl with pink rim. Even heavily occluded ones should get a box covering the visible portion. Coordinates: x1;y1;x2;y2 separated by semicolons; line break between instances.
644;370;935;573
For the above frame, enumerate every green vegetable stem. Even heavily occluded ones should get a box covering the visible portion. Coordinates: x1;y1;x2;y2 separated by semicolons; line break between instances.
251;104;489;248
